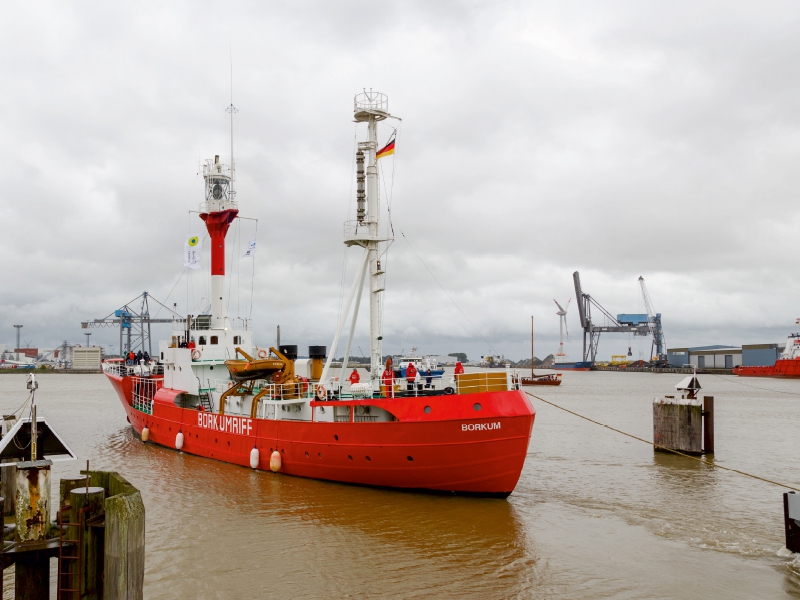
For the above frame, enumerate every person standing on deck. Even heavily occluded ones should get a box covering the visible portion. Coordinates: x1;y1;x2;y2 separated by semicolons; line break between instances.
406;362;417;391
348;369;360;385
381;358;395;398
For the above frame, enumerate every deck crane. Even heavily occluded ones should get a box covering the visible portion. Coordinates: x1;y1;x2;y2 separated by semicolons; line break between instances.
573;271;651;364
638;276;666;363
81;291;182;357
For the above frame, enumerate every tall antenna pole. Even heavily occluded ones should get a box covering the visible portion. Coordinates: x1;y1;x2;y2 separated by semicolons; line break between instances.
531;316;534;375
14;324;22;360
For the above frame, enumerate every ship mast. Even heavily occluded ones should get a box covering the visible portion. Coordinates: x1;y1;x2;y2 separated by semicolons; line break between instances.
199;106;239;330
318;91;398;391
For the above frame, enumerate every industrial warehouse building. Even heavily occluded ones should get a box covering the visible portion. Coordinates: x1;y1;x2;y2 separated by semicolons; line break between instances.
667;346;742;369
668;343;784;368
741;343;783;366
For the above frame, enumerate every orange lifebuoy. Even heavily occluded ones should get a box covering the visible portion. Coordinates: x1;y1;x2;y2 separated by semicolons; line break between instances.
316;384;326;400
192;349;202;360
258;348;268;359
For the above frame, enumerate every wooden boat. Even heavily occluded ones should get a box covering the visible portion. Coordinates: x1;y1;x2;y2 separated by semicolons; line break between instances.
521;373;561;386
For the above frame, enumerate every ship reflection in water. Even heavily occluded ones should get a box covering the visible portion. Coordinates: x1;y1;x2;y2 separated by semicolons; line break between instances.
2;372;798;599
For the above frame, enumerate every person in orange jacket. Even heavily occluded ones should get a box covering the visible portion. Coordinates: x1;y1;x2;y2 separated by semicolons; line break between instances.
381;368;394;397
348;369;360;385
405;362;417;391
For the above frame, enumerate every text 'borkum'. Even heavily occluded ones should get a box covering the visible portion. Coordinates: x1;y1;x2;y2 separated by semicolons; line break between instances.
461;422;501;431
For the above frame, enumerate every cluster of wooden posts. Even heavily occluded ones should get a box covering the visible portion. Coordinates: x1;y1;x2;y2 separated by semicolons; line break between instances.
0;464;144;600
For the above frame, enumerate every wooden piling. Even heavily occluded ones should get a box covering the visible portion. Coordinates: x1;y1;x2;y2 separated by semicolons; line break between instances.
784;491;800;553
1;460;15;516
92;471;145;600
59;475;91;509
14;550;50;600
653;397;702;454
703;396;715;454
68;486;105;600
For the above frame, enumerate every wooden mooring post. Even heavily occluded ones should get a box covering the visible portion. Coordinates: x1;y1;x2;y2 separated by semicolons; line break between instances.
653;376;714;455
702;396;714;454
653;397;703;454
784;491;800;553
1;469;144;599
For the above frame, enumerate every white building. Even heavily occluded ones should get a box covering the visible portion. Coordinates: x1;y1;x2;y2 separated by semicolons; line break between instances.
72;347;102;369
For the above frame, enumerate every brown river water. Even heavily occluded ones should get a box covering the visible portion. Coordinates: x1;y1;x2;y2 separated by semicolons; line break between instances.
1;369;799;599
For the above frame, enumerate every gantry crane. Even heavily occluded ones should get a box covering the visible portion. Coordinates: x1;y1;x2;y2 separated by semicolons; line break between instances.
573;271;651;364
81;292;181;356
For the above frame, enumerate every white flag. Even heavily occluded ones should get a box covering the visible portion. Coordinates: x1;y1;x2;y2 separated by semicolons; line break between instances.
243;239;256;258
184;234;203;270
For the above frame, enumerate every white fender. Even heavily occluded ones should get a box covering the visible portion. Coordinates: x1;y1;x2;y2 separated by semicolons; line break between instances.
176;431;184;450
141;427;149;443
270;450;281;472
250;447;260;469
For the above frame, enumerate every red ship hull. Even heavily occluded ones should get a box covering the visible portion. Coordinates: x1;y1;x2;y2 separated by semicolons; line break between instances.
733;358;800;378
106;372;535;497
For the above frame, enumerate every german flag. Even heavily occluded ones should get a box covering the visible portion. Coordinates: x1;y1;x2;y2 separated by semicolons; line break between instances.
376;134;396;159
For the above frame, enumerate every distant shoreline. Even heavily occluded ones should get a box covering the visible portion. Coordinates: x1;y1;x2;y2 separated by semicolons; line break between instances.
0;369;103;375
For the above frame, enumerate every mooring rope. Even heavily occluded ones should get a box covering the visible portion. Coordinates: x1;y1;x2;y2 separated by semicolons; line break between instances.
525;391;800;493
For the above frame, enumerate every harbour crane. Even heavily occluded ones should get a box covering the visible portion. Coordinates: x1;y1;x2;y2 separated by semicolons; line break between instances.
638;276;667;363
573;271;651;364
81;291;181;357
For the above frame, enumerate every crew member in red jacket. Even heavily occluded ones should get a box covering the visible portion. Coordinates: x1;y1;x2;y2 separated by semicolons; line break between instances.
405;362;417;391
348;369;360;385
381;358;395;397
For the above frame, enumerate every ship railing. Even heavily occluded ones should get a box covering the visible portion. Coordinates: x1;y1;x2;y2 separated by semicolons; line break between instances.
333;374;452;399
130;376;161;415
103;361;164;378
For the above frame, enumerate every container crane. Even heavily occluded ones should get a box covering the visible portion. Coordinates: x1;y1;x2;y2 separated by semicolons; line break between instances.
81;291;181;356
573;271;651;364
638;276;666;363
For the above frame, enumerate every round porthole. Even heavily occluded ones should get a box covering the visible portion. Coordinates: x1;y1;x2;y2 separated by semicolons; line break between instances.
473;403;482;411
348;455;353;461
407;456;414;462
366;456;371;461
318;453;322;458
424;406;431;414
334;434;339;441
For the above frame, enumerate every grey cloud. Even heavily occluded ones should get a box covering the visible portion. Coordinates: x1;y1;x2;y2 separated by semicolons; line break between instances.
1;1;799;362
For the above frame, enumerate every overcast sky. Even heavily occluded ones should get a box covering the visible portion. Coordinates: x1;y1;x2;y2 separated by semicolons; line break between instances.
2;1;800;362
